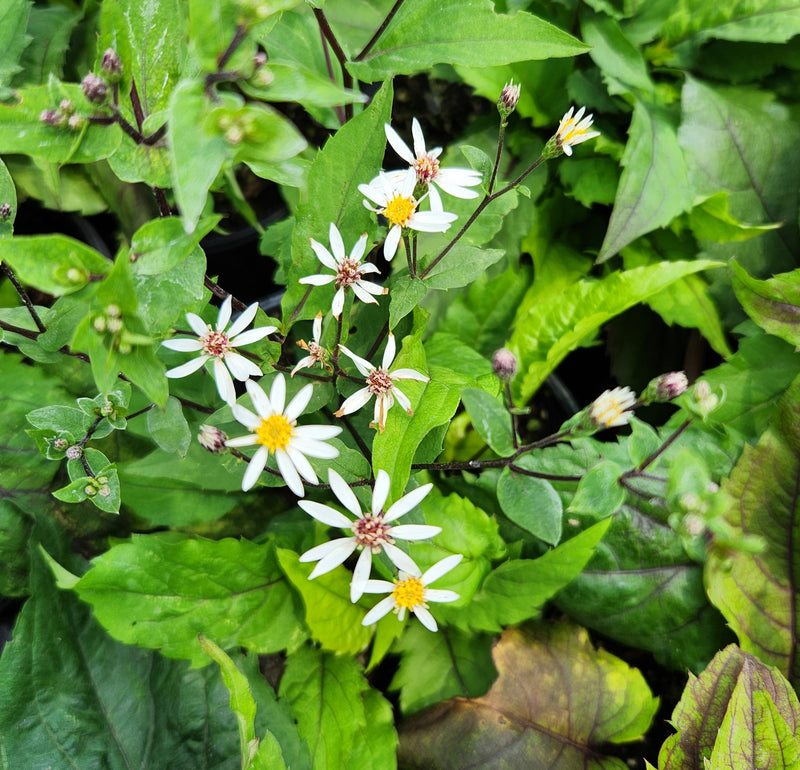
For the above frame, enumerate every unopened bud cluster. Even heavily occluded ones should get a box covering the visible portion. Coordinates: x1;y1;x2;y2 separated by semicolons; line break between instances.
40;98;83;130
497;80;520;122
640;371;689;405
65;445;83;461
198;425;228;454
82;74;108;104
0;203;11;221
101;48;123;82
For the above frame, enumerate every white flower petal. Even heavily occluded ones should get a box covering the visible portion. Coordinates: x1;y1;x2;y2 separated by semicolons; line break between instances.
363;579;395;593
269;373;286;415
433;178;480;200
426;182;444;212
390;368;429;382
424;589;460;604
338;345;374;377
216;295;233;332
309;238;338;270
407;210;457;233
358;262;382;275
231;403;260;430
246;380;273;418
414;605;438;632
382;333;396;370
291;356;314;377
350;232;368;262
298;499;352;527
300;537;355;563
336;387;373;417
275;449;304;497
328;222;345;262
226;301;258;338
391;385;412;414
241;445;269;491
390;524;441;540
312;312;323;342
165;356;208;379
225;433;258;448
384;483;433;521
284;383;313;422
230;326;274;346
161;338;204;352
331;287;345;319
285;445;318;485
308;539;358;579
371;469;391;514
225;351;262;381
355;279;386;296
385;122;415;165
186;312;210;337
382;542;420;575
328;469;362;517
383;225;402;261
294;425;342;441
350;548;373;602
350;283;380;306
299;273;336;286
362;595;396;626
411;117;426;157
291;436;340;460
422;553;463;585
213;358;236;404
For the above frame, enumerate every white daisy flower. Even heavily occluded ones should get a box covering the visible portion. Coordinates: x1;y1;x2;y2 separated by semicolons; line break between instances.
225;374;342;496
291;312;331;377
359;168;457;261
553;106;600;156
361;553;463;632
162;296;276;405
335;332;429;433
299;222;387;319
298;469;439;601
384;117;482;210
590;386;637;428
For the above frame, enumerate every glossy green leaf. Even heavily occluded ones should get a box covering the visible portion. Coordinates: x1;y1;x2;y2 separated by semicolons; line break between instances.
597;101;692;262
130;216;219;275
279;646;396;770
656;644;800;769
706;373;800;685
398;623;658;769
450;518;612;634
0;550;240;769
663;0;800;46
1;234;112;296
679;78;800;275
423;245;506;291
388;277;428;329
391;623;496;715
283;79;392;327
0;500;32;597
730;259;800;348
510;260;722;403
461;387;514;457
146;396;191;457
568;461;625;519
277;548;373;655
689;192;783;243
497;468;563;544
73;534;305;666
348;0;588;81
0;0;30;98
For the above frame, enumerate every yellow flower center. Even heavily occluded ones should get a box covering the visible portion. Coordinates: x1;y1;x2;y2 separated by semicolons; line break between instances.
392;575;425;610
255;414;293;452
383;195;416;228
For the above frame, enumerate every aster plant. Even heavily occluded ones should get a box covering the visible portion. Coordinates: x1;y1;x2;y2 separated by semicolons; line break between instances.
2;3;793;769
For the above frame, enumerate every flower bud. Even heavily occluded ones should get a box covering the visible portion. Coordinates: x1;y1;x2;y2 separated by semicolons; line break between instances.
640;371;689;404
59;99;75;115
691;381;719;417
492;348;518;381
0;203;11;221
53;438;69;451
101;48;123;81
497;80;520;120
67;114;86;131
589;386;637;429
40;109;64;127
198;424;228;454
65;445;83;461
82;73;109;104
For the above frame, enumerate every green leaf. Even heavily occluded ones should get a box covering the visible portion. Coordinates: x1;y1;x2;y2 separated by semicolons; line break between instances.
452;519;612;633
568;461;626;519
663;0;800;45
497;468;563;544
1;234;112;296
510;259;722;403
597;101;693;262
423;245;506;291
678;78;800;276
277;549;373;655
397;623;658;768
730;260;800;348
706;373;800;685
391;623;496;715
388;276;428;329
283;79;392;327
0;501;32;597
580;10;654;96
130;215;219;274
0;549;240;769
26;404;90;438
461;387;514;456
279;647;379;770
689;192;783;243
147;396;191;457
0;0;31;98
656;644;800;769
198;636;287;770
0;79;122;163
347;0;589;81
73;534;305;666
